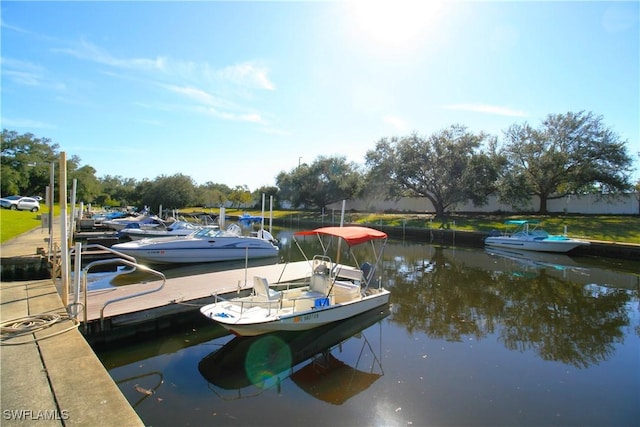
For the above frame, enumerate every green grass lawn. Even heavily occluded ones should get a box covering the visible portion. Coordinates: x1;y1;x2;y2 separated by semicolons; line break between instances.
0;206;58;243
2;206;638;244
216;208;640;244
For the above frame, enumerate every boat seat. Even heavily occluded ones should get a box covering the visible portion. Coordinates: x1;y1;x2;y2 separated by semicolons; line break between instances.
253;276;281;300
310;273;330;294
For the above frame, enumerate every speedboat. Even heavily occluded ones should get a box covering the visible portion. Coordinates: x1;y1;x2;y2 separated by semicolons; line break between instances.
484;220;589;253
200;225;391;336
111;224;278;264
103;214;166;231
117;220;215;241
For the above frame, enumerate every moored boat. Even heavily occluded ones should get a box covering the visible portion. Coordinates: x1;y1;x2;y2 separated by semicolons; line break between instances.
484;220;589;253
199;226;390;336
117;220;215;241
103;214;166;231
111;223;278;264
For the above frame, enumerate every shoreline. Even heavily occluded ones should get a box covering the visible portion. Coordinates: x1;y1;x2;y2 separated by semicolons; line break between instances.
1;221;638;281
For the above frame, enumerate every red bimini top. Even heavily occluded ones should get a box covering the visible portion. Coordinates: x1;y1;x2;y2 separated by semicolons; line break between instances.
294;226;387;246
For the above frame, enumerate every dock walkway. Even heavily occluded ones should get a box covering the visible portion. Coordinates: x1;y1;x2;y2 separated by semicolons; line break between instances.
0;279;143;426
1;219;143;426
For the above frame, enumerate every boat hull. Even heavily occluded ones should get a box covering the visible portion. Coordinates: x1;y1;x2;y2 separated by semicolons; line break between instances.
111;239;279;264
201;291;390;337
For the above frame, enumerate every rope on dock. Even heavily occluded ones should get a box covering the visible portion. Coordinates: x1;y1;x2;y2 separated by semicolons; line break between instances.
0;312;79;345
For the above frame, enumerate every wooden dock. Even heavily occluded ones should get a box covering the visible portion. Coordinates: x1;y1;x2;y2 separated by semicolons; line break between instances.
80;261;311;343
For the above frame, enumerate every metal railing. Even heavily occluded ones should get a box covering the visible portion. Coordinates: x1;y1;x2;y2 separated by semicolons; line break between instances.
77;245;166;333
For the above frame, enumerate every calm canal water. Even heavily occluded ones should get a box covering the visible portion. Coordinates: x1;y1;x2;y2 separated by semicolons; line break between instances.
95;228;639;427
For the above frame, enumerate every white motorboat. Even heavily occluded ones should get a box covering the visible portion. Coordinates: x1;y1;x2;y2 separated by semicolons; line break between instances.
103;214;165;231
117;220;215;241
200;226;391;337
111;224;278;264
484;220;589;253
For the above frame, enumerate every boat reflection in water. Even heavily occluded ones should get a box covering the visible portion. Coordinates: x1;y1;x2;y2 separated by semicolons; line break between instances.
198;305;389;403
485;247;589;278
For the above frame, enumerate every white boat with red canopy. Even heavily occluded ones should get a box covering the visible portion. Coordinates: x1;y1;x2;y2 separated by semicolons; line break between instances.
200;226;390;336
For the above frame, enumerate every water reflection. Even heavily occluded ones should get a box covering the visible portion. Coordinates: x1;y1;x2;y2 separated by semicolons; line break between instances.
385;245;635;368
485;247;588;276
198;306;388;403
93;232;639;426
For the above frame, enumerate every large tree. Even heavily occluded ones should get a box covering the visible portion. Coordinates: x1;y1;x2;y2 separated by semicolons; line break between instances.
140;174;197;211
96;175;139;207
1;130;93;201
228;185;252;208
498;111;634;213
195;182;231;208
365;125;497;217
70;164;102;203
252;185;281;209
276;155;363;209
1;130;60;196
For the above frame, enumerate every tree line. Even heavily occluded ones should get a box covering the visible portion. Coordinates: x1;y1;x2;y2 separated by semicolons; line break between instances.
1;111;636;216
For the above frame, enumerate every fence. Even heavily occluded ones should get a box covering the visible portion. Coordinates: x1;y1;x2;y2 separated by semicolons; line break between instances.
328;192;639;215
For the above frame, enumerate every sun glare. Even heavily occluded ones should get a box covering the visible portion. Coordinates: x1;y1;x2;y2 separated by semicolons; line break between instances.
348;0;447;48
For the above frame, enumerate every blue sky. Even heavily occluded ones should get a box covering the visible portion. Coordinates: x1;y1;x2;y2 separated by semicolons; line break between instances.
2;1;638;190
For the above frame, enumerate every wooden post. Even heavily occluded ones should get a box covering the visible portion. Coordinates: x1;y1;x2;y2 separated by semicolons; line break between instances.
59;152;69;308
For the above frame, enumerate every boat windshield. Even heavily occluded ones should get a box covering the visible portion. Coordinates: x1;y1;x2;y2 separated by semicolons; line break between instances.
193;227;220;238
192;224;241;238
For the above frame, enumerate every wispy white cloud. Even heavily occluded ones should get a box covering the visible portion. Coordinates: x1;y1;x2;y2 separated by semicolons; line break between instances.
384;115;408;131
53;40;167;72
53;40;275;92
4;20;276;128
160;84;233;109
1;57;66;90
1;19;36;36
50;39;276;125
218;63;276;91
443;103;527;118
198;106;268;125
155;84;267;124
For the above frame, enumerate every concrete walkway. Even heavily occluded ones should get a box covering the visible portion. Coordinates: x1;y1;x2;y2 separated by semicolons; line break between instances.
1;224;144;426
1;222;57;258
